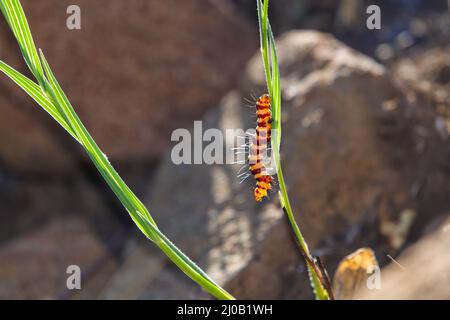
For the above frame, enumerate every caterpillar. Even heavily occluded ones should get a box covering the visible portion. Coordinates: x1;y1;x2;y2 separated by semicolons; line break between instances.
248;94;273;202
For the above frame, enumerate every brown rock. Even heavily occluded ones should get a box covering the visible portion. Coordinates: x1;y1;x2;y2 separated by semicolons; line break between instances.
0;178;123;244
0;0;256;175
141;89;316;299
100;239;166;300
133;31;449;299
0;217;117;299
357;216;450;299
140;30;398;299
393;45;450;102
140;264;210;300
0;93;77;176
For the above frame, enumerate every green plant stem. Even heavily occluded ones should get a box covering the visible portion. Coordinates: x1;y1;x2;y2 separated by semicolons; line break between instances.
257;0;333;300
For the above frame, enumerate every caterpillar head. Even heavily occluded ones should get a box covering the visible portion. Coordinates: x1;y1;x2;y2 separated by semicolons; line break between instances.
254;187;268;202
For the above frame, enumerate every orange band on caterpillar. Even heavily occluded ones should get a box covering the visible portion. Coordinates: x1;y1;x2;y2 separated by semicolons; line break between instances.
248;94;273;202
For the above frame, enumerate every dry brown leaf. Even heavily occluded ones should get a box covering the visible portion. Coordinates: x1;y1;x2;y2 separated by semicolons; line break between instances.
333;248;379;300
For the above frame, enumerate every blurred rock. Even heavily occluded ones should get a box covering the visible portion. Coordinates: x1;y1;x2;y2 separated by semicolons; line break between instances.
0;177;123;244
380;208;416;250
140;263;210;300
0;217;117;299
0;92;78;176
393;46;450;102
0;0;257;175
86;29;449;300
101;238;212;300
100;239;166;299
136;30;448;299
357;215;450;299
244;30;414;257
141;91;298;299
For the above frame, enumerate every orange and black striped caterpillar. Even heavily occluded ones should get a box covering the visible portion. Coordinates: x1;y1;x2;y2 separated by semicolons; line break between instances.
248;94;273;201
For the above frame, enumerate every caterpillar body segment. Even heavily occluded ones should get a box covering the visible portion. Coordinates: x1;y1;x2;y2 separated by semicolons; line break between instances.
248;94;273;202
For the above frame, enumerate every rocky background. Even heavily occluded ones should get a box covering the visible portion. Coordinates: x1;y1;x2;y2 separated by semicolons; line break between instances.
0;0;449;299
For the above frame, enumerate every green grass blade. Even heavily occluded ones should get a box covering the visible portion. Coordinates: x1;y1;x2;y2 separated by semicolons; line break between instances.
0;0;234;300
256;0;332;300
0;59;79;142
256;0;272;98
135;211;235;300
0;0;45;86
39;51;150;225
268;25;281;149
